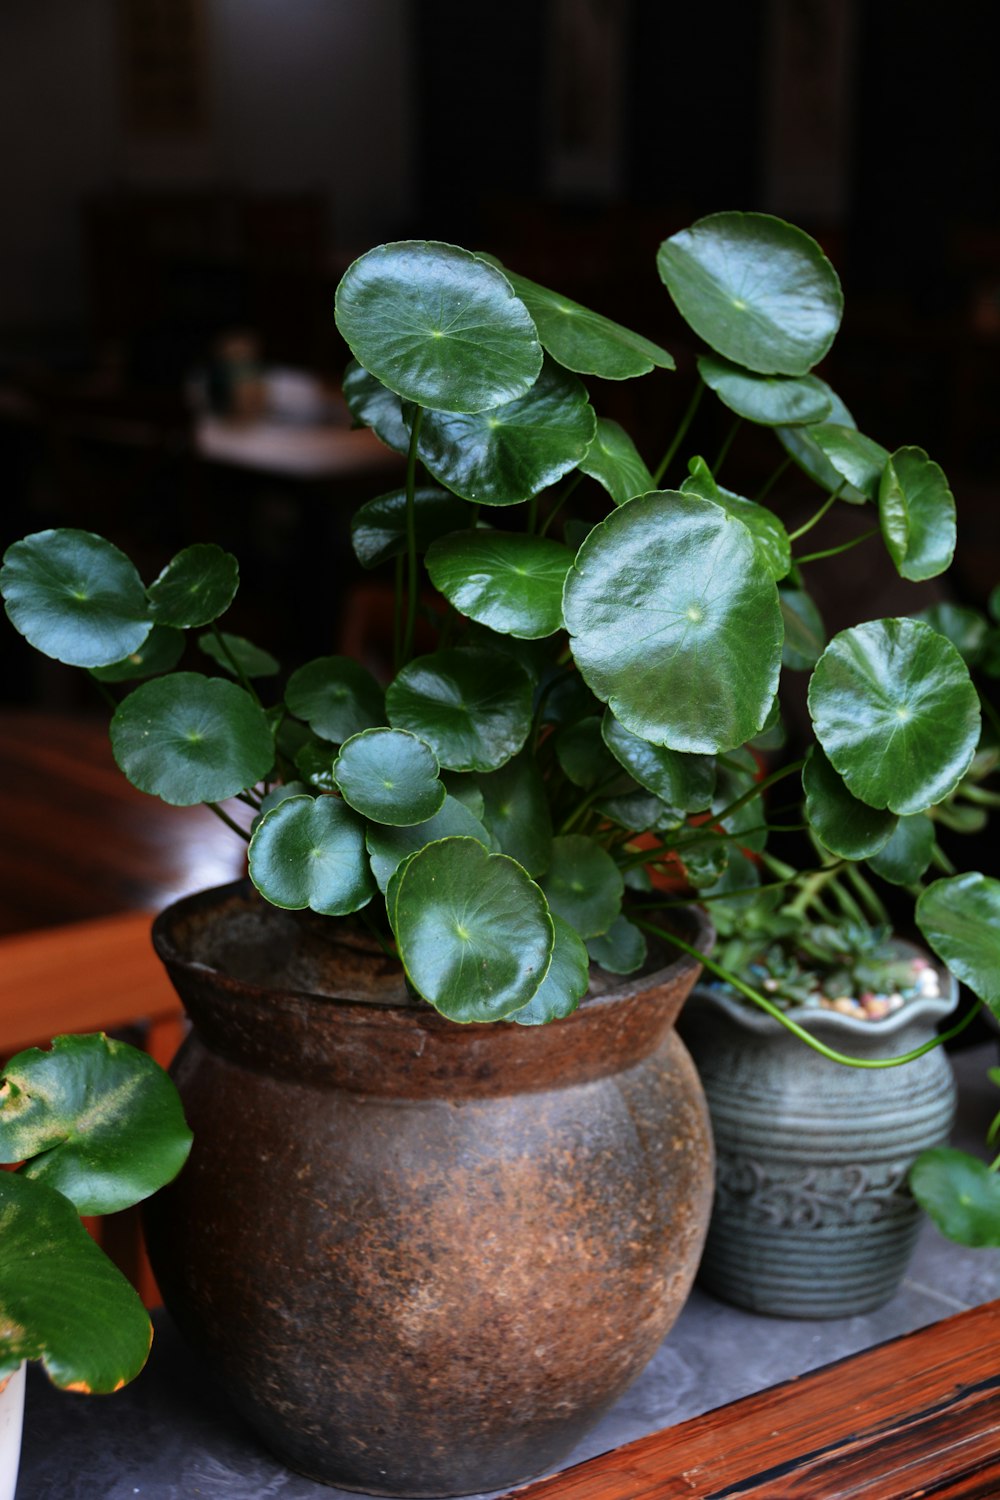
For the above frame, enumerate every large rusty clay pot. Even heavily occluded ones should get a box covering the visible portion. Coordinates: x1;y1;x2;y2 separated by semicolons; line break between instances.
145;882;714;1497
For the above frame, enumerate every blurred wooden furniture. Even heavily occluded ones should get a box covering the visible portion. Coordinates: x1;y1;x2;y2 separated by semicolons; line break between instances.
510;1298;1000;1500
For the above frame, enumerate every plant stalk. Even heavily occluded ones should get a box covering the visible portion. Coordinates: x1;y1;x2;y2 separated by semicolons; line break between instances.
796;527;880;566
652;379;704;486
401;406;424;665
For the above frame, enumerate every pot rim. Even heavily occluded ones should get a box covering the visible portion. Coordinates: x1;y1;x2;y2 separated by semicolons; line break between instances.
151;879;716;1024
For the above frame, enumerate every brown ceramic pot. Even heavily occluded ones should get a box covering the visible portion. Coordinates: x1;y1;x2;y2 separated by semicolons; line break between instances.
145;882;713;1497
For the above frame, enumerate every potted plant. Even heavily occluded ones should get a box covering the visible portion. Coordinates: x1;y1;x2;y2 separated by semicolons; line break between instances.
1;212;994;1494
0;1032;192;1500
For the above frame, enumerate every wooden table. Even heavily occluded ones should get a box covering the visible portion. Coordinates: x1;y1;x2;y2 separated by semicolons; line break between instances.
506;1300;1000;1499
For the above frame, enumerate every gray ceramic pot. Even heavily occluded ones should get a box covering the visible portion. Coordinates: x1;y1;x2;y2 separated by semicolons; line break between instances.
679;952;957;1318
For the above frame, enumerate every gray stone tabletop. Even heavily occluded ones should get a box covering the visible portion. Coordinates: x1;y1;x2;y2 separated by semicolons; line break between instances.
18;1044;1000;1500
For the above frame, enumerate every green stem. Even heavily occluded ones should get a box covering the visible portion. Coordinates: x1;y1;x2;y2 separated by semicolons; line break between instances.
788;490;839;543
401;407;425;665
958;784;1000;807
93;679;118;713
527;495;538;535
207;802;250;843
712;417;742;479
636;919;983;1069
539;475;580;538
844;863;891;926
754;455;793;503
712;758;805;827
652;379;704;486
930;842;957;875
211;621;261;707
796;527;880;566
788;862;844;916
393;554;404;670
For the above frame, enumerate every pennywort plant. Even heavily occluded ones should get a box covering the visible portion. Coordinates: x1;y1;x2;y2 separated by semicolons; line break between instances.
2;212;998;1056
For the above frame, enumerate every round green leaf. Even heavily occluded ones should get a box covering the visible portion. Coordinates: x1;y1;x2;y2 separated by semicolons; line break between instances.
916;872;1000;1014
342;360;411;453
335;241;542;414
198;631;279;679
1;529;150;668
595;785;669;833
578;417;655;506
681;456;791;580
248;794;374;915
417;358;596;505
146;543;239;628
512;915;590;1025
555;716;619;789
910;1149;1000;1248
285;656;385;744
563;491;782;753
110;673;274;806
808;620;981;814
476;751;553;875
539;834;623;940
587;914;648;975
913;604;988;667
496;266;675;379
0;1034;192;1215
810;424;888;501
386;647;533;771
802;744;897;860
601;710;715;811
0;1172;152;1391
879;447;957;582
294;740;337;791
351;486;471;569
780;588;826;670
657;212;843;375
426;530;573;639
697;353;832;425
333;727;444;826
366;794;489;892
866;813;935;886
394;837;554;1021
90;624;184;682
776;383;867;502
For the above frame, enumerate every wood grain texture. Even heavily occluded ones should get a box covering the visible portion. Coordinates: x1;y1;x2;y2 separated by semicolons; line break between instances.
505;1301;1000;1499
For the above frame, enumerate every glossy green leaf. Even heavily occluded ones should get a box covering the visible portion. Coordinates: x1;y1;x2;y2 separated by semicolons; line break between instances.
601;709;715;811
802;744;897;860
540;671;602;728
578;417;655;506
351;486;472;569
342;360;411;452
0;1034;192;1215
713;752;768;855
587;915;647;975
366;794;489;892
808;619;980;814
539;834;623;939
495;266;674;378
252;780;310;832
1;529;150;668
425;530;573;638
386;647;533;771
110;673;274;806
198;631;279;679
294;740;337;791
697;353;832;426
90;625;184;682
910;1149;1000;1247
476;751;553;875
810;424;888;501
146;543;239;629
417;358;596;505
867;813;935;886
0;1172;152;1391
657;212;842;375
285;656;385;744
248;794;374;915
776;383;867;502
913;604;988;667
564;491;782;753
511;915;590;1025
679;833;730;889
780;588;826;670
335;241;542;414
555;716;618;788
333;727;444;826
394;838;553;1021
595;784;669;832
916;872;1000;1015
681;457;791;579
879;447;957;582
441;772;486;821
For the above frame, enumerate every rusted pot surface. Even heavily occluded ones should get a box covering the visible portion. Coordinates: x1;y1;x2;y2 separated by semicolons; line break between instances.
145;882;714;1497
